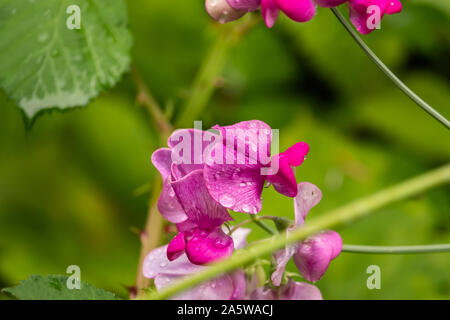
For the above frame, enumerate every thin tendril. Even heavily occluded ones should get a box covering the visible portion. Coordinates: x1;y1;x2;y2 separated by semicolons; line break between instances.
330;7;450;130
342;244;450;254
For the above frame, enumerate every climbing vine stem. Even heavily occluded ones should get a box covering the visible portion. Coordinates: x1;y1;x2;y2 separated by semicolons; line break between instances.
330;7;450;130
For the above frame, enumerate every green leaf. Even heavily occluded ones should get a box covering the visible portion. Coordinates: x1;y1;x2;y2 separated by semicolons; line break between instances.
0;0;132;119
3;275;121;300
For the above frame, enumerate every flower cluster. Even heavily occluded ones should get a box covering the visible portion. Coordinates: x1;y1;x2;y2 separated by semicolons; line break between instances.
205;0;402;34
144;120;342;299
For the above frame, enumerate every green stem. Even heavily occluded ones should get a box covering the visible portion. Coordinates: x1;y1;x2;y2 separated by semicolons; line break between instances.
141;164;450;300
342;244;450;254
251;215;277;235
230;216;277;235
330;7;450;130
176;15;259;128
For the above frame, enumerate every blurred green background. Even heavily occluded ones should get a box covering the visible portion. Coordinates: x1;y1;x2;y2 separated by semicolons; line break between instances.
0;0;449;299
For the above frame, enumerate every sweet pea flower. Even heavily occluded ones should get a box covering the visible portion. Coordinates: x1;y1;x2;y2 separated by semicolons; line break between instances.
271;182;342;285
167;169;235;265
205;0;402;34
152;129;236;265
143;228;250;300
349;0;402;34
250;279;323;300
204;120;309;214
152;121;309;263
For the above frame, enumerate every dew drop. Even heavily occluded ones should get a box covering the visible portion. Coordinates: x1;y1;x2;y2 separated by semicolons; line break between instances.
219;194;235;208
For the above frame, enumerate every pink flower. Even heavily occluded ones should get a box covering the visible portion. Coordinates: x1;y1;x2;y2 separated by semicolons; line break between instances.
143;228;250;300
349;0;402;34
204;120;309;214
151;121;310;263
271;182;342;285
205;0;402;34
250;279;323;300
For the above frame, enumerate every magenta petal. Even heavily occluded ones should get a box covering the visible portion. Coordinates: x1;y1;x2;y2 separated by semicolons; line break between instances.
349;0;388;34
171;169;232;229
266;154;298;197
151;148;172;180
271;244;297;286
204;163;265;214
314;0;347;8
386;0;401;14
275;0;316;22
204;121;271;214
227;0;261;11
284;142;309;167
158;178;187;224
185;228;234;265
167;232;186;261
293;182;322;226
293;230;343;282
143;245;203;279
261;0;280;28
280;280;323;300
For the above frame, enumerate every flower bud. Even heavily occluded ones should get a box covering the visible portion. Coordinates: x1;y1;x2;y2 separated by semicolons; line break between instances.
205;0;246;24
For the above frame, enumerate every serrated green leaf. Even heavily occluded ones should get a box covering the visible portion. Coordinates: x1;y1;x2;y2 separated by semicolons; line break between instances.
3;275;121;300
0;0;132;118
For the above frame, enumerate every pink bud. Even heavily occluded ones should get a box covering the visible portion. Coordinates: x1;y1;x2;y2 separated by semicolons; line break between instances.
293;230;342;282
205;0;246;24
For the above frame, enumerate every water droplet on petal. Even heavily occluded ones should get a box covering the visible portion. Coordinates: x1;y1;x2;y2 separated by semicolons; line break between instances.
219;194;235;208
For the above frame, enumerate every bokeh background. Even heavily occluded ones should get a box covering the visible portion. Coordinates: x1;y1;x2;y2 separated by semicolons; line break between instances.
0;0;449;299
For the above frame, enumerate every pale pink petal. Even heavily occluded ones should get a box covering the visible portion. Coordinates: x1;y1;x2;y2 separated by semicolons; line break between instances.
227;0;261;11
151;148;172;180
271;244;297;286
167;232;186;261
171;169;232;229
230;270;247;300
249;287;277;300
275;0;316;22
157;178;187;224
261;0;280;28
185;228;234;265
155;274;235;300
143;246;203;279
280;280;323;300
293;230;343;282
231;227;251;249
293;182;322;226
205;0;247;24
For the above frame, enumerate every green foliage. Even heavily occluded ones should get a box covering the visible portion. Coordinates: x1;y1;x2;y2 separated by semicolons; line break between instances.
0;0;132;119
3;275;120;300
0;0;448;300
